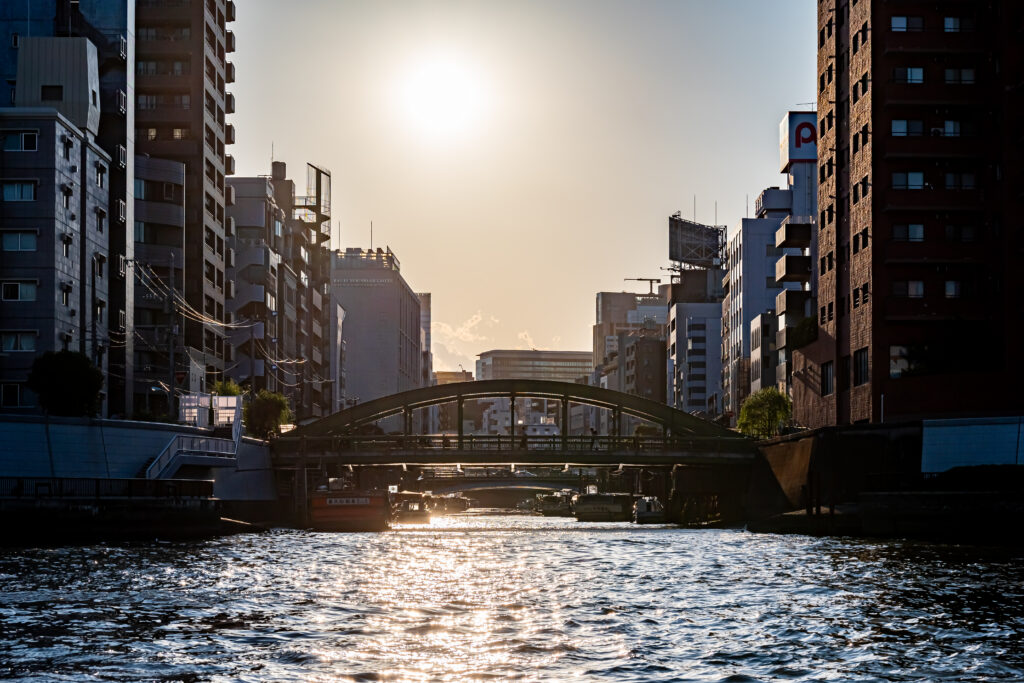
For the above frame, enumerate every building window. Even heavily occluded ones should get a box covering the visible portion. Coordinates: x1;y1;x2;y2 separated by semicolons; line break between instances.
2;181;36;201
1;383;31;408
172;127;189;140
853;347;869;386
944;68;975;85
61;286;70;306
40;84;63;101
944;280;961;298
861;283;870;304
2;130;38;151
96;209;107;233
1;331;36;352
891;16;924;32
891;119;923;137
137;94;156;110
944;17;975;33
134;220;147;243
62;235;72;258
1;281;36;301
1;231;36;251
894;67;924;84
821;361;834;395
945;172;976;190
892;172;924;190
96;164;106;188
945;225;977;243
140;127;157;141
892;223;924;242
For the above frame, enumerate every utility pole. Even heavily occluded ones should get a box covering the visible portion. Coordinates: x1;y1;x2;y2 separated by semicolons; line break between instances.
167;251;176;416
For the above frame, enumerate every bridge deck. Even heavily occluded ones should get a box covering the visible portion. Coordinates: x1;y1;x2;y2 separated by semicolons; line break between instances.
272;448;754;467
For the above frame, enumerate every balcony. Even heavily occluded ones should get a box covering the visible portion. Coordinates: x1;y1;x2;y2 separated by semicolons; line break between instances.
226;0;236;22
225;123;235;145
225;30;236;53
775;216;812;249
883;188;982;213
225;61;235;83
224;183;235;207
135;242;184;270
224;154;235;175
775;288;810;316
884;81;980;108
225;215;235;237
882;295;987;322
775;254;812;284
882;32;984;57
883;135;982;161
225;92;235;114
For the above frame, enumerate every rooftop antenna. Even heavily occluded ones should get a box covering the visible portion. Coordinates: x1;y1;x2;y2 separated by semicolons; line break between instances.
624;277;661;295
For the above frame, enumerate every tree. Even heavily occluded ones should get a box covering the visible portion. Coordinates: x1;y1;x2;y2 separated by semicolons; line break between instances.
737;387;792;439
27;351;104;417
244;390;292;439
210;379;242;396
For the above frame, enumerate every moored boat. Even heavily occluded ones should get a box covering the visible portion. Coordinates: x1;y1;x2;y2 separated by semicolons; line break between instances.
310;479;391;532
393;491;432;523
537;490;574;517
633;496;666;524
573;493;633;522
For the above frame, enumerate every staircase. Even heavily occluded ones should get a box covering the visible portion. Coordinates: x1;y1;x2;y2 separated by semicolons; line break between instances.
146;398;245;479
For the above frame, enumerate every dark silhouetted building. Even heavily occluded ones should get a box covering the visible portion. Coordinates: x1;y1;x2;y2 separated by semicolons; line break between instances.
796;1;1024;426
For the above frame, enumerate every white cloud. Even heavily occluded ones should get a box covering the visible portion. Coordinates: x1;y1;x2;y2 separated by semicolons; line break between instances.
516;330;542;350
431;311;501;372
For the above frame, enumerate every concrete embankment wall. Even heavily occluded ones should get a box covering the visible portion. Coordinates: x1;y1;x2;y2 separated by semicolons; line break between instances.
750;422;923;518
0;415;276;505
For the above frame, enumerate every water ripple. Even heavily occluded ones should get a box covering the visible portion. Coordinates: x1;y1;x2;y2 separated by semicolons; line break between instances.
1;514;1023;681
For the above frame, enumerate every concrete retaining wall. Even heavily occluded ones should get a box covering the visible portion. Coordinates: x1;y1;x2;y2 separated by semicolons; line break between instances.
0;415;275;502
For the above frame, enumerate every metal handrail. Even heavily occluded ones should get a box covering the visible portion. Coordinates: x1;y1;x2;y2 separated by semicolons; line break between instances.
278;433;737;453
146;401;244;479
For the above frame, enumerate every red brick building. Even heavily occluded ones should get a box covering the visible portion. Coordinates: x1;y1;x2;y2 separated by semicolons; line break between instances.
794;0;1024;426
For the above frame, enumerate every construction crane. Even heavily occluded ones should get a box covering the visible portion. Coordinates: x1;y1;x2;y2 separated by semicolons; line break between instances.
624;277;661;295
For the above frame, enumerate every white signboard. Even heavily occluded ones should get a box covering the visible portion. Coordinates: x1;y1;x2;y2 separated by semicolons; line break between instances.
780;111;818;171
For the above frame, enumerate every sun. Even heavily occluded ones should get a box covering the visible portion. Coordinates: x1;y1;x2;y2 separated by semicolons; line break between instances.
394;53;490;141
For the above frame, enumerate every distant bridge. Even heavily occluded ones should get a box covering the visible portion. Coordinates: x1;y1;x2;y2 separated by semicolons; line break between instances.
273;380;755;467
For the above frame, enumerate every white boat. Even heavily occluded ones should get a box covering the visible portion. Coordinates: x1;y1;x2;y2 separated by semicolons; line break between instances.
633;496;666;524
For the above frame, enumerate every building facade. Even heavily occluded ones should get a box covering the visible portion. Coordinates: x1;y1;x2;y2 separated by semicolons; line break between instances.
2;0;137;416
721;113;817;424
668;301;722;416
1;105;110;412
796;0;1024;426
135;0;235;388
132;153;186;414
331;247;422;430
226;161;335;423
476;349;592;383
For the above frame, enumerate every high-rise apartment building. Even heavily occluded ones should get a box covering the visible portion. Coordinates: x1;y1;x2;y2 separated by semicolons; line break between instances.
796;1;1024;426
226;161;335;423
2;2;136;416
0;98;110;412
132;153;186;412
135;0;236;388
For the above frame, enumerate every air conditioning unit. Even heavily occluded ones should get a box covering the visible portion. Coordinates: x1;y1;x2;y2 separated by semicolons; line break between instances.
69;165;77;173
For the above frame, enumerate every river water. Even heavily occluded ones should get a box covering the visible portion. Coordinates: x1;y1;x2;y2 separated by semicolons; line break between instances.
2;512;1023;682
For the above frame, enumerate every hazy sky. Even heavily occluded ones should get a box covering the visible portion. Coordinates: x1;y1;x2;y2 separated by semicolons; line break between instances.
231;1;816;372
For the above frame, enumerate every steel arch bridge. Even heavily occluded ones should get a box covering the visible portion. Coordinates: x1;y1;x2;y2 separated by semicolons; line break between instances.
275;380;754;465
292;379;734;438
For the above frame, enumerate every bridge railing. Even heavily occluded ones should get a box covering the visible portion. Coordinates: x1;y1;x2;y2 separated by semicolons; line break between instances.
277;434;738;453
